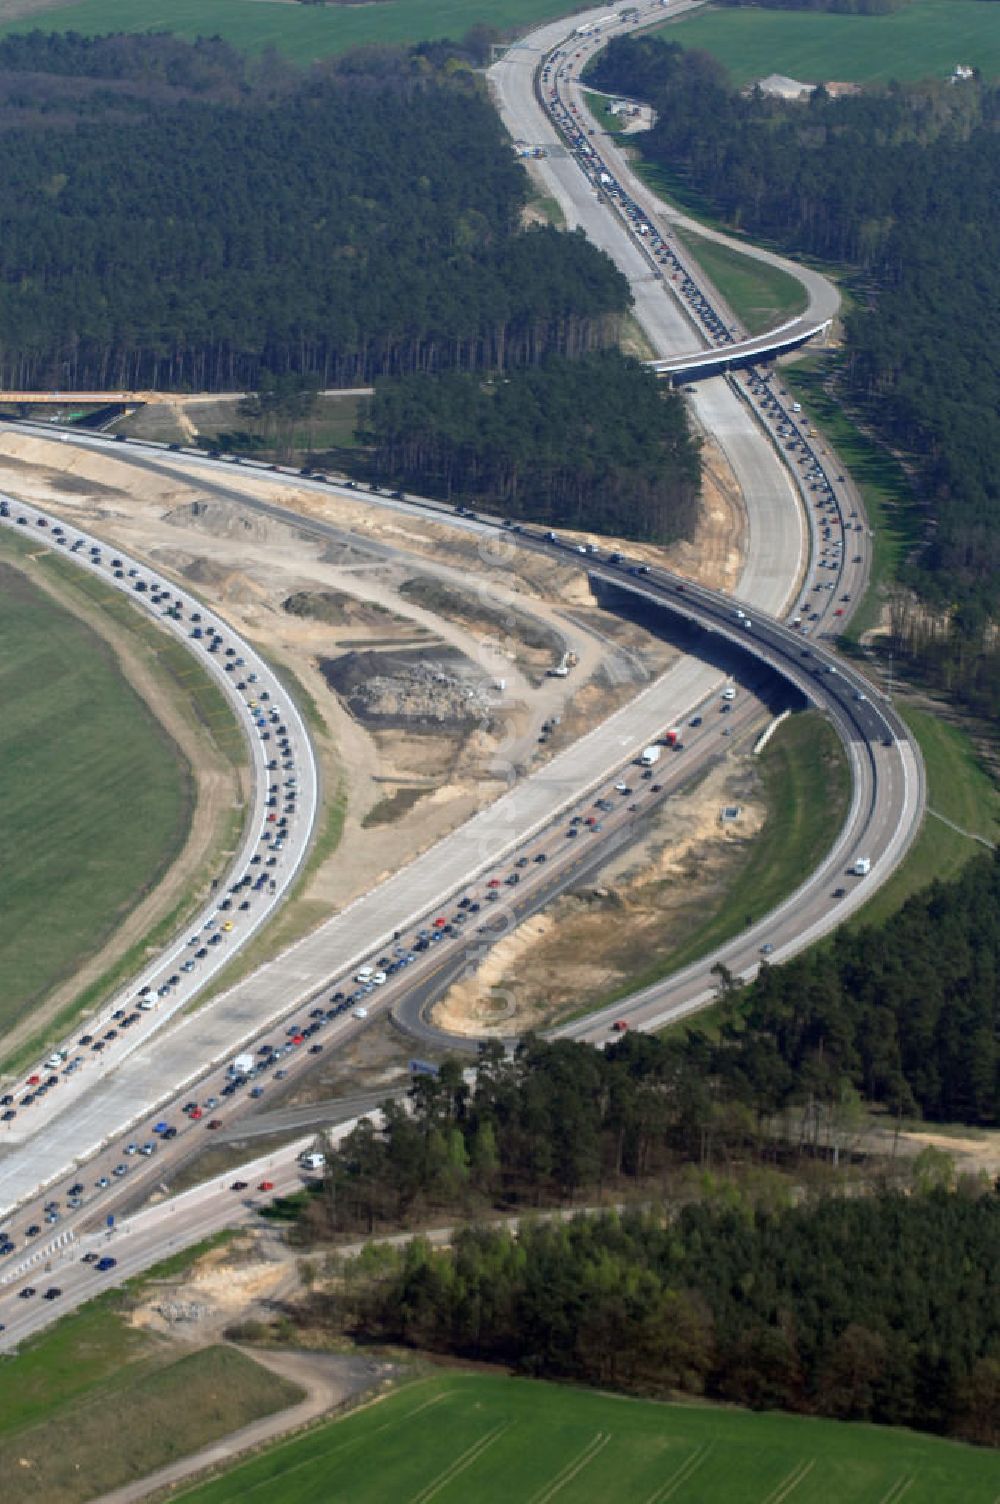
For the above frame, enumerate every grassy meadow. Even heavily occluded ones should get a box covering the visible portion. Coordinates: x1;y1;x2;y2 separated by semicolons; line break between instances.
177;1370;1000;1503
660;0;1000;86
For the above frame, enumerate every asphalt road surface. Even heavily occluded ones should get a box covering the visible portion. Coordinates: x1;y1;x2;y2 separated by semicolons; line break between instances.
0;0;925;1338
492;0;839;374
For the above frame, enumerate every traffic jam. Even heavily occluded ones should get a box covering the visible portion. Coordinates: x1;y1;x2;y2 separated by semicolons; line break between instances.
0;693;745;1289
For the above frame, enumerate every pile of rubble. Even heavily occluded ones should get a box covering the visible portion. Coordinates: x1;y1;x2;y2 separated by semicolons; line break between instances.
345;659;498;729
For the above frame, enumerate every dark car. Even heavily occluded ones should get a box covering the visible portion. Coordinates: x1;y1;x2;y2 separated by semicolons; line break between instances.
95;1256;117;1272
43;1287;62;1300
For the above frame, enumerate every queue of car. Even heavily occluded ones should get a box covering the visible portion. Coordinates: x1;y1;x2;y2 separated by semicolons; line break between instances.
0;691;716;1282
539;44;859;635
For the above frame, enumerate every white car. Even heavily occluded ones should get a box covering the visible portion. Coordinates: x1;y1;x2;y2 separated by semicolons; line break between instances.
371;972;388;986
354;966;374;983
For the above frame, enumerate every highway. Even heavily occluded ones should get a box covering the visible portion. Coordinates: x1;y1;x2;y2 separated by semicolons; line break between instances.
0;351;888;1211
0;484;922;1231
490;0;840;375
0;0;925;1347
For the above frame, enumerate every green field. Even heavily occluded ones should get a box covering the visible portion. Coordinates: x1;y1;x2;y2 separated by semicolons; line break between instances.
0;0;576;62
0;550;193;1033
661;0;1000;86
178;1371;1000;1503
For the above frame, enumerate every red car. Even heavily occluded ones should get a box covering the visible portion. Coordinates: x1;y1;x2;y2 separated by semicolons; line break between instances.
26;1075;40;1086
258;1180;274;1192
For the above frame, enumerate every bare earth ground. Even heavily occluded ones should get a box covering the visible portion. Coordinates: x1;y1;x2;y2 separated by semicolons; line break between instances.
0;432;746;949
432;751;765;1036
91;1234;393;1504
0;489;246;1060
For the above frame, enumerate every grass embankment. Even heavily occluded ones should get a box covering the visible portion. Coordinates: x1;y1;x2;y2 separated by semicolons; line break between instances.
0;1290;300;1504
782;355;921;642
853;704;999;929
0;0;579;62
176;1370;1000;1504
591;711;849;1023
0;551;191;1036
660;0;1000;86
583;89;624;134
120;394;367;459
672;225;807;336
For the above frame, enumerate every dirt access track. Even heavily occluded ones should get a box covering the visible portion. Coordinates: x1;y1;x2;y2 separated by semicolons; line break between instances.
0;427;746;1009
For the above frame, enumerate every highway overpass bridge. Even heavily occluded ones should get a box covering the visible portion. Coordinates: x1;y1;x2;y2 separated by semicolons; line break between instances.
649;318;833;383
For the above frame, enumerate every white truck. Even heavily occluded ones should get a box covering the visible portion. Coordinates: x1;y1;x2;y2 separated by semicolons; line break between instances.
639;744;662;768
851;857;872;877
229;1052;256;1076
299;1151;326;1172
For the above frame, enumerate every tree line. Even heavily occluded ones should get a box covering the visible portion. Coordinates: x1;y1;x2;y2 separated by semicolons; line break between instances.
0;33;630;391
285;854;1000;1441
585;38;1000;657
304;1193;1000;1445
302;854;998;1249
358;352;702;543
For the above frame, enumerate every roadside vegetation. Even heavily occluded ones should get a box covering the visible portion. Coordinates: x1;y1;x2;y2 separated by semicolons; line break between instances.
854;703;1000;926
176;1370;1000;1504
781;352;921;642
584;90;810;337
0;1291;299;1504
0;550;192;1036
660;0;1000;85
283;977;1000;1438
362;352;701;544
599;711;849;1007
0;525;248;1067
